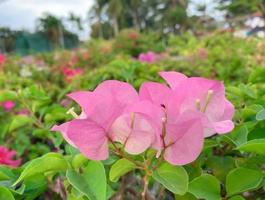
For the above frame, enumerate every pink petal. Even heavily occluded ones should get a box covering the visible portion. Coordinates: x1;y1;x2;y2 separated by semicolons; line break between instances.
66;119;109;160
87;80;139;129
7;159;21;168
51;123;77;147
84;91;125;130
212;120;234;134
175;77;226;122
139;82;171;106
159;71;187;89
163;112;204;165
122;100;164;149
110;112;154;154
0;146;21;168
67;91;91;117
95;80;139;106
222;100;235;120
67;81;139;124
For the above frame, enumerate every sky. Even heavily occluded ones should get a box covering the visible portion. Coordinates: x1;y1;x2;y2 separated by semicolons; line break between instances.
188;0;225;20
0;0;223;40
0;0;94;39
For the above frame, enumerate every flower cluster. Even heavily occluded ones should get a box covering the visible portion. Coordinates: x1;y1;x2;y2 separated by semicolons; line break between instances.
138;51;157;63
1;100;15;112
62;67;83;82
0;146;21;168
0;53;6;66
52;71;234;165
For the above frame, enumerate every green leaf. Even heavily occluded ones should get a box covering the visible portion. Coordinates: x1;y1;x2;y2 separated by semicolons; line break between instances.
226;126;248;146
21;174;48;199
66;161;106;200
0;186;15;200
109;158;137;182
188;174;221;200
152;162;188;195
102;154;119;165
249;68;265;83
205;156;235;182
106;184;115;199
9;115;32;132
256;109;265;121
203;139;219;150
0;166;15;181
229;195;245;200
14;153;68;185
21;85;49;101
226;168;263;197
236;156;265;170
44;106;68;123
32;129;50;138
248;126;265;140
239;84;257;99
242;104;263;120
0;90;17;102
72;154;89;169
236;139;265;155
184;162;202;181
175;193;197;200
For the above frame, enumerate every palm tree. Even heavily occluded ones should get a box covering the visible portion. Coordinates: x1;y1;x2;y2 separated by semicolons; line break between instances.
107;0;123;36
88;0;108;38
127;0;142;30
38;14;65;48
68;12;83;31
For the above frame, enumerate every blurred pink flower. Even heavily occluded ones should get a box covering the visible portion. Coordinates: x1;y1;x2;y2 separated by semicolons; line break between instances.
128;32;140;40
0;146;21;168
60;98;72;108
197;48;208;60
0;53;6;65
17;108;30;116
62;67;83;82
82;52;90;60
1;100;15;112
138;51;157;63
21;56;35;65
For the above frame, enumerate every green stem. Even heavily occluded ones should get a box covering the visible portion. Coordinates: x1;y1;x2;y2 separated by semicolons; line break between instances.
19;96;44;128
109;139;144;169
141;174;149;200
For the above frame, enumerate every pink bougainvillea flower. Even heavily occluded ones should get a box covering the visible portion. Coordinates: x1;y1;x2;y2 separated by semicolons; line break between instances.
60;98;72;108
52;72;233;165
16;108;30;116
159;71;187;89
128;32;140;40
62;67;83;82
1;100;15;112
197;48;208;60
139;82;204;165
0;53;6;65
160;71;235;137
82;52;90;60
52;80;139;160
138;51;157;63
0;146;21;168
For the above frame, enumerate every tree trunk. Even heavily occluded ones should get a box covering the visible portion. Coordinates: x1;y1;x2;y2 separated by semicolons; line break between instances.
113;17;119;36
132;11;141;31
